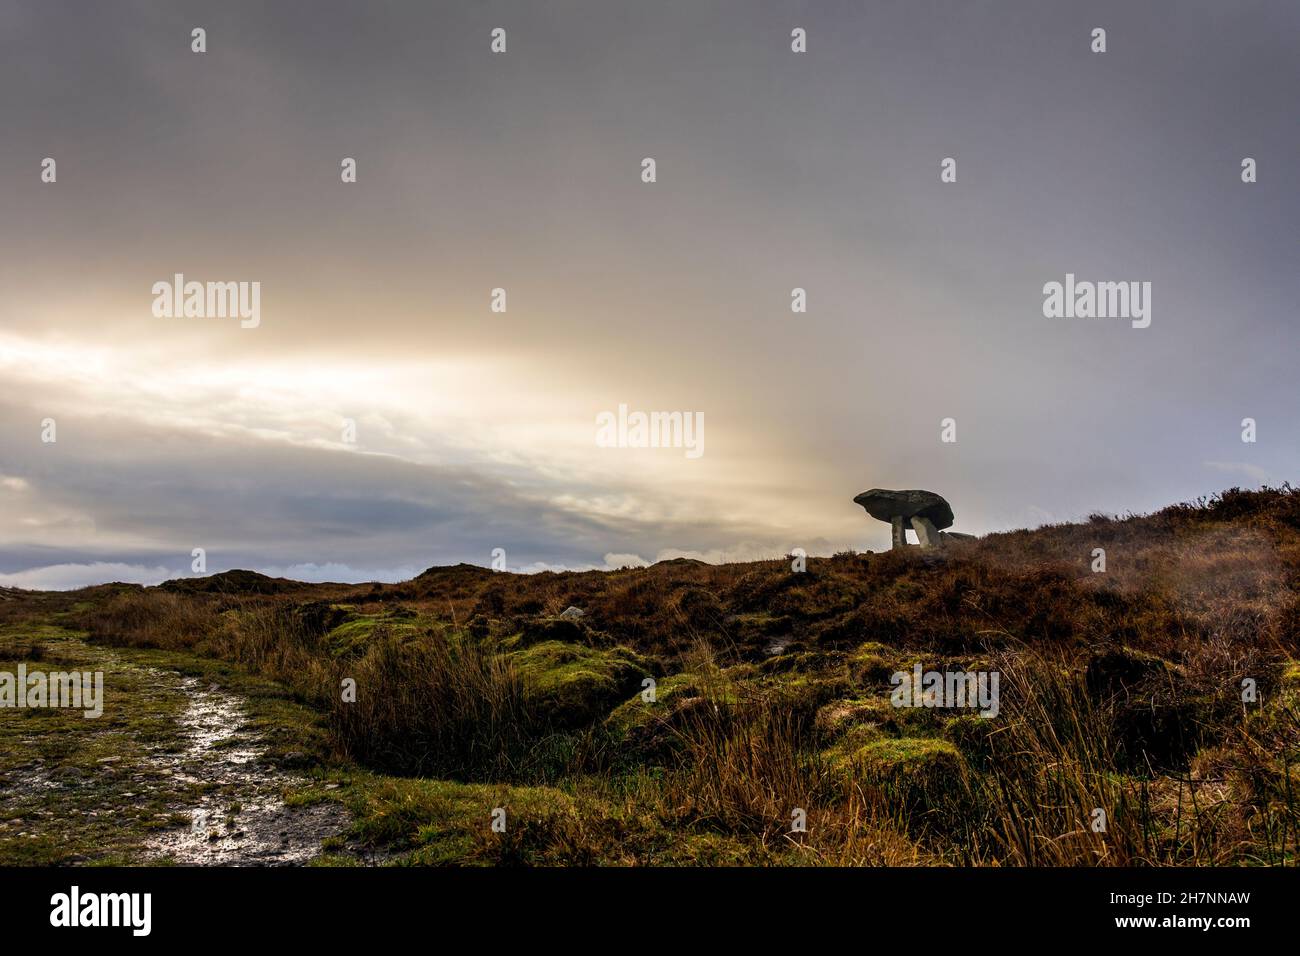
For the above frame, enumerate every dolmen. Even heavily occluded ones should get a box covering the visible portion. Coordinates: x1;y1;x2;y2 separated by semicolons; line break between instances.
852;488;974;550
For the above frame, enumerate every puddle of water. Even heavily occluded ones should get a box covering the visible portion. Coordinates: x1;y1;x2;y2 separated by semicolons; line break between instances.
764;636;793;656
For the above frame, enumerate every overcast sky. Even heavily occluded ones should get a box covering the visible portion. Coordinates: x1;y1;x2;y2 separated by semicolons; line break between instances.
1;1;1296;588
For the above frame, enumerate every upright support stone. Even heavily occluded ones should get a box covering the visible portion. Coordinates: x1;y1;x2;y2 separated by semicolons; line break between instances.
891;515;907;550
910;515;940;548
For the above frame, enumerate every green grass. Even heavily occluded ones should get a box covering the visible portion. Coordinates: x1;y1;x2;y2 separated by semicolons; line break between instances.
0;625;194;864
0;624;341;864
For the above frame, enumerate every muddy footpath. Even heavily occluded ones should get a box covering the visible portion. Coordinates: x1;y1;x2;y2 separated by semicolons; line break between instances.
142;673;349;864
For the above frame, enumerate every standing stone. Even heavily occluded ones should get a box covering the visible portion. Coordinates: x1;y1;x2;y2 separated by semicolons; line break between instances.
891;515;908;549
910;515;941;548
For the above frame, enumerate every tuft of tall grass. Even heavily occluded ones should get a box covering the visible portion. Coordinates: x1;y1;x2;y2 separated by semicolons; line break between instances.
328;628;539;780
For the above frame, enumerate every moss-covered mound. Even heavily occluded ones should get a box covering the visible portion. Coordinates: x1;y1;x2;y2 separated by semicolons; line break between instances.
603;672;727;762
833;737;971;824
322;610;423;657
509;641;652;729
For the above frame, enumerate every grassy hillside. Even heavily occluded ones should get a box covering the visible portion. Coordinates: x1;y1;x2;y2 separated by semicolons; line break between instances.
5;486;1299;865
